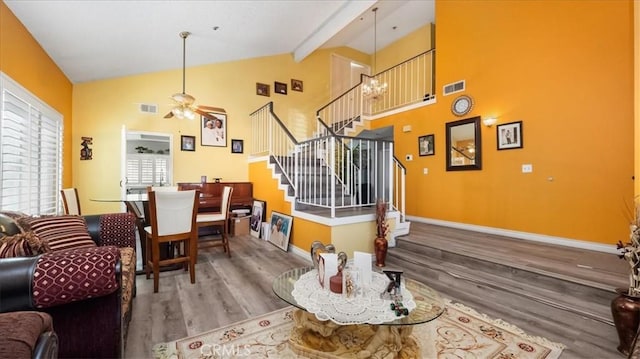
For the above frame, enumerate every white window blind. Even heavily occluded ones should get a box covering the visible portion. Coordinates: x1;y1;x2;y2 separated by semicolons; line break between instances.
0;73;63;215
126;154;170;187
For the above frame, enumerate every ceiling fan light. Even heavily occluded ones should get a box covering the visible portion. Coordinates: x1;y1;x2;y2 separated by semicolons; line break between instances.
172;106;184;119
171;92;195;106
183;108;196;120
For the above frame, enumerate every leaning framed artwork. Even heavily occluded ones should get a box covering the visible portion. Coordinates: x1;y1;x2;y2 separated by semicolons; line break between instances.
418;134;434;156
250;200;266;238
497;121;523;150
201;113;227;147
268;211;292;251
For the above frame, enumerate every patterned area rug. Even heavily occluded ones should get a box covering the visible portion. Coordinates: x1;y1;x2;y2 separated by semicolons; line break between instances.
152;299;565;359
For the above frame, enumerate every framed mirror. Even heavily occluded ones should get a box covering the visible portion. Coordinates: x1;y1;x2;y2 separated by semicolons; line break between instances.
446;116;482;171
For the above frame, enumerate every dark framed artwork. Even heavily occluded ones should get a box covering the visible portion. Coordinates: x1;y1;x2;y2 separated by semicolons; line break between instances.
274;81;287;95
231;139;243;154
291;79;303;92
418;134;434;156
181;135;195;151
201;112;227;147
497;121;523;150
267;211;292;251
256;82;270;97
250;199;266;238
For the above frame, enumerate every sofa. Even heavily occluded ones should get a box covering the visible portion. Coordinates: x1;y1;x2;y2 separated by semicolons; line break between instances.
0;311;58;359
0;212;137;359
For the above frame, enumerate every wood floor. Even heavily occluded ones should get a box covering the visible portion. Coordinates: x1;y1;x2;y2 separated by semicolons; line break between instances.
124;223;627;359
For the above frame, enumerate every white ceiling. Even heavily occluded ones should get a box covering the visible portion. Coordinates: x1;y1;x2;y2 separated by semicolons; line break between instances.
4;0;435;84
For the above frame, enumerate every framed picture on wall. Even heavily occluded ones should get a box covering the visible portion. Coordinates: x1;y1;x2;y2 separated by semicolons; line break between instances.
497;121;523;150
181;135;195;151
231;139;243;154
274;81;287;95
418;134;434;156
201;113;227;147
256;82;270;97
268;211;292;251
291;79;303;92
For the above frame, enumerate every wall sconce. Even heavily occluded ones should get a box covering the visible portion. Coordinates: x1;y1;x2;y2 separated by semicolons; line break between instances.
483;117;497;127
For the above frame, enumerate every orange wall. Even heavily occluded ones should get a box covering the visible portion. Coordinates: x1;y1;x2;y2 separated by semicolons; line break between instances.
0;2;73;187
375;0;634;245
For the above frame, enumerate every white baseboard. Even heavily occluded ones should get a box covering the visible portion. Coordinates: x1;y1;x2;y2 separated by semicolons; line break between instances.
405;215;619;254
289;244;312;263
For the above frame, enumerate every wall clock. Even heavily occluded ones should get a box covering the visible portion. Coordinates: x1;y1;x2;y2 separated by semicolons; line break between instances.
451;95;473;117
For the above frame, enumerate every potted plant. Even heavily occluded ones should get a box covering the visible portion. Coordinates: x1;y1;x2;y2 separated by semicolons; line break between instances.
613;199;640;355
374;199;389;267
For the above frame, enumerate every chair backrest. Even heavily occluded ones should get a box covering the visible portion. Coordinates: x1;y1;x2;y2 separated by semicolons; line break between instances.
148;186;178;192
220;186;234;219
148;190;199;236
60;188;81;215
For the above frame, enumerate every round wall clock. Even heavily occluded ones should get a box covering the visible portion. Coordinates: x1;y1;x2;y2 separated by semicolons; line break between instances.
451;95;473;117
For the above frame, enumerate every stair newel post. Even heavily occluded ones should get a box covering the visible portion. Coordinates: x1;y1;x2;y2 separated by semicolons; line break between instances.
330;136;336;218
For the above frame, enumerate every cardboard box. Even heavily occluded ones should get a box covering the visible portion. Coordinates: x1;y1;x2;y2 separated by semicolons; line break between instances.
231;216;250;236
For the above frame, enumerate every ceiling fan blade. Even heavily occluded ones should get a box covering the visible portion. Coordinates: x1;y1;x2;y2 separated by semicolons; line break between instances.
195;109;219;120
197;105;226;113
164;112;174;119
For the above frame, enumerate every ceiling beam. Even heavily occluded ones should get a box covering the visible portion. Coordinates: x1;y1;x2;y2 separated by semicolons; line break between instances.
292;0;376;63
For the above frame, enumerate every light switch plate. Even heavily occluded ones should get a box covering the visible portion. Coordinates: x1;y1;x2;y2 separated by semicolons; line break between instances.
522;164;533;173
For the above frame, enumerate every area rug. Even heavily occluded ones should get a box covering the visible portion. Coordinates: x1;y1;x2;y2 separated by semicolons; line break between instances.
152;299;565;359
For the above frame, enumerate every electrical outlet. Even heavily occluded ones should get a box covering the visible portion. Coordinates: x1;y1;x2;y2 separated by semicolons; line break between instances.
402;125;412;132
522;164;533;173
423;168;429;175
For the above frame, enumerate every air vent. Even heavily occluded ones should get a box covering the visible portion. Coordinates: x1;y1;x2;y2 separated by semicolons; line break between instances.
139;103;158;114
443;80;465;96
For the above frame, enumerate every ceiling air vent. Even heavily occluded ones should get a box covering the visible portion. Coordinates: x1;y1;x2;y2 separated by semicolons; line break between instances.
443;80;465;96
139;103;158;114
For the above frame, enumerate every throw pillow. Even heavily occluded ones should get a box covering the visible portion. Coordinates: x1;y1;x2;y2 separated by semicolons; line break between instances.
0;232;50;258
27;216;96;252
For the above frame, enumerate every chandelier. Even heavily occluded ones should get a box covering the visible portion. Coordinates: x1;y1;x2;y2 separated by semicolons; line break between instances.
362;7;388;100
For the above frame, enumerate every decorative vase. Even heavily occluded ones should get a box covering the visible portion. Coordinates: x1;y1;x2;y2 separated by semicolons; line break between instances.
374;237;388;267
611;288;640;355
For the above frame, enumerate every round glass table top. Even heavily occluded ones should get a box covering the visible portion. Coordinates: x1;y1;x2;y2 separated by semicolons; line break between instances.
272;267;445;326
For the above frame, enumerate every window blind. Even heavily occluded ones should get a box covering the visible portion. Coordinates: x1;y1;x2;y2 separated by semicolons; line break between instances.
0;73;63;215
126;154;170;187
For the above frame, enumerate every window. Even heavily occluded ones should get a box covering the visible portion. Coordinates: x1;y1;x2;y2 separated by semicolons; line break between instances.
126;154;170;189
0;73;63;215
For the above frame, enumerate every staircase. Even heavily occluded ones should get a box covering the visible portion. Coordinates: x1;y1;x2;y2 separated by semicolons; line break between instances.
386;221;625;358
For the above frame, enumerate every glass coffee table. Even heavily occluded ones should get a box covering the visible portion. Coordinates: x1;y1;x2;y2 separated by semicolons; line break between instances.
272;267;445;358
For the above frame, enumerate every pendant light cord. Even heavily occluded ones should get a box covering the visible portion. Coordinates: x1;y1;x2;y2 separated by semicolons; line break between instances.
373;7;378;75
180;31;190;95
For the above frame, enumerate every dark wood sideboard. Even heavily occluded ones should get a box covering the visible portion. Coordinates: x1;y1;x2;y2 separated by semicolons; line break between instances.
177;182;253;211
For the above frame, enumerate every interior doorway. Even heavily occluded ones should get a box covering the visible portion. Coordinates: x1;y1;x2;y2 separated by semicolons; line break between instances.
330;53;370;101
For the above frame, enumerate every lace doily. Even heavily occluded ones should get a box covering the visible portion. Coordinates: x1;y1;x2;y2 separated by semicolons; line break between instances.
291;269;415;325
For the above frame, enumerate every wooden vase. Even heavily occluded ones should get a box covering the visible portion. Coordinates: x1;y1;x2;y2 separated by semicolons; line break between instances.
612;288;640;355
374;237;388;267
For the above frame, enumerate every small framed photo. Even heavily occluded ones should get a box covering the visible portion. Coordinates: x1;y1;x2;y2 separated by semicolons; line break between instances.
201;113;227;147
231;139;243;154
256;82;270;97
250;200;266;238
497;121;523;150
291;79;303;92
274;81;287;95
181;135;195;151
268;211;293;251
418;134;435;156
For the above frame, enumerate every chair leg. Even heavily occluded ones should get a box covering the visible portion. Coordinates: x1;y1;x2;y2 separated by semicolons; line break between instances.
145;234;151;280
152;240;160;293
188;236;196;284
224;222;231;258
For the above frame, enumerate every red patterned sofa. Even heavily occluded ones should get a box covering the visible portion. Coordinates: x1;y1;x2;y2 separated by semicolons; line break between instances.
0;212;136;359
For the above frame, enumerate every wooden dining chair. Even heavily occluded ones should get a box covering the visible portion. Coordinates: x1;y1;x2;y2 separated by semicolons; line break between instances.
196;186;233;258
144;189;199;293
60;188;81;215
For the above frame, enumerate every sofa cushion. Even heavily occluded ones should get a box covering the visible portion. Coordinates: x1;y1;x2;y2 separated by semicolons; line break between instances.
0;311;54;358
0;232;50;258
28;215;96;252
119;247;135;333
32;246;120;308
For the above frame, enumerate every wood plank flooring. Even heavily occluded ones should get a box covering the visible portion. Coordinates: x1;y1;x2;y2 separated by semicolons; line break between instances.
124;223;627;359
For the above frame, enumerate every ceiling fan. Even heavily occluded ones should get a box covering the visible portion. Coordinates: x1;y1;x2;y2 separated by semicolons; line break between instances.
164;31;224;120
